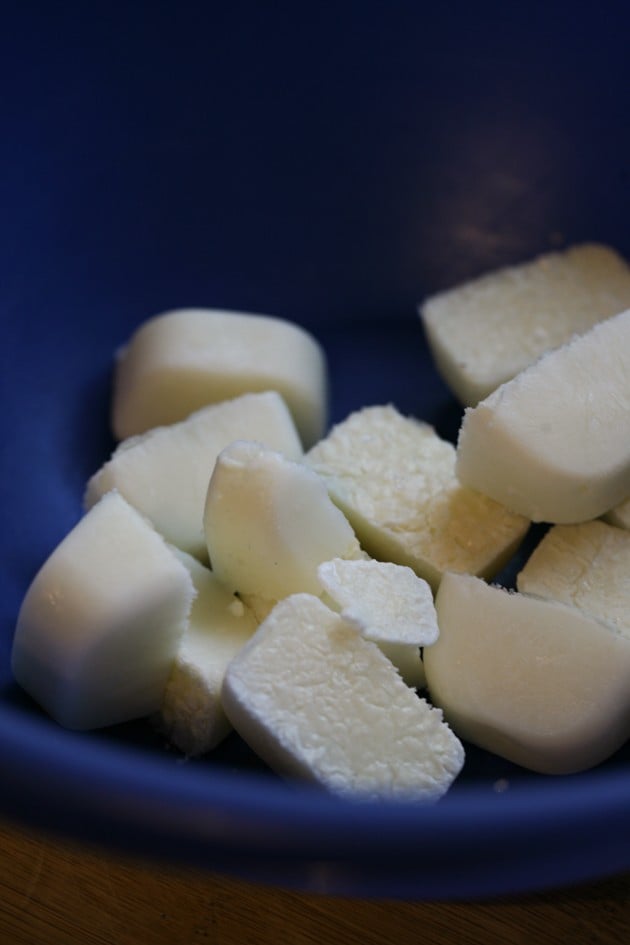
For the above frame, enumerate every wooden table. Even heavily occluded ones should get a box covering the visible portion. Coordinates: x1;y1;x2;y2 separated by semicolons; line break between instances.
1;817;628;945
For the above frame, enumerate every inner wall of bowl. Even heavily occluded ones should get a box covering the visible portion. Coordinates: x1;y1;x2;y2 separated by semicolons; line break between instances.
1;2;629;785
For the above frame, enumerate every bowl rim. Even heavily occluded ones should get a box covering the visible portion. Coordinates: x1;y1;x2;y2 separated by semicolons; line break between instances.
2;703;629;898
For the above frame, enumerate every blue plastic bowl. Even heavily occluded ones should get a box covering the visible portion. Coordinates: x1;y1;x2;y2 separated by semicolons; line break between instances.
1;2;629;899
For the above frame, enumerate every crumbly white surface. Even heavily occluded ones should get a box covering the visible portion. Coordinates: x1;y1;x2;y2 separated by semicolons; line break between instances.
222;594;464;800
317;557;438;646
517;520;630;640
420;243;630;405
306;405;528;589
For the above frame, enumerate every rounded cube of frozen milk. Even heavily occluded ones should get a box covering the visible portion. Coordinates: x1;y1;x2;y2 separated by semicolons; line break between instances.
203;440;361;601
456;309;630;523
305;404;529;590
423;572;630;774
158;550;258;756
85;391;303;560
111;308;328;448
420;243;630;406
221;594;465;800
516;520;630;640
11;491;195;731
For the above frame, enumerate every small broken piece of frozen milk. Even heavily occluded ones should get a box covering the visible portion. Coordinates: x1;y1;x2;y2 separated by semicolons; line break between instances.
305;405;529;590
111;308;328;448
317;557;438;688
516;520;630;640
158;551;258;756
204;440;361;601
11;491;195;731
221;594;465;800
85;391;302;560
456;309;630;523
317;558;438;645
420;243;630;406
423;572;630;774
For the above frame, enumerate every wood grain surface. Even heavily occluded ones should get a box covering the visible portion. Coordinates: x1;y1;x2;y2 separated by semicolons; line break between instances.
1;817;628;945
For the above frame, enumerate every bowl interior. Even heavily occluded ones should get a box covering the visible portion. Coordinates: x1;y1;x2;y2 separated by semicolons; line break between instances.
1;1;629;899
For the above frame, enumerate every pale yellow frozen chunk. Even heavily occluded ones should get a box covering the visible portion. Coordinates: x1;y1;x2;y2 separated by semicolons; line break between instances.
305;405;529;590
424;572;630;774
516;520;630;640
420;243;630;406
11;491;195;731
317;557;437;687
456;309;630;523
158;551;258;756
317;557;438;645
222;593;465;800
85;391;302;560
604;496;630;530
112;308;328;447
203;440;361;601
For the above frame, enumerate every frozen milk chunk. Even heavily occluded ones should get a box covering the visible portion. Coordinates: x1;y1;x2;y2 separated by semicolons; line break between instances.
204;440;361;601
85;391;302;560
423;572;630;774
306;405;529;590
11;491;195;731
456;309;630;523
112;308;328;447
604;496;630;530
516;520;630;640
222;594;465;800
158;551;258;756
317;557;438;687
317;558;438;645
420;243;630;406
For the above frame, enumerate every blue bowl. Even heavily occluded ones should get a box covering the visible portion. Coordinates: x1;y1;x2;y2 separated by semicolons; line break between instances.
1;1;629;899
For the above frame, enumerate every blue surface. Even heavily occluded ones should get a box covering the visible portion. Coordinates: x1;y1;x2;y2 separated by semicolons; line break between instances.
1;1;629;899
